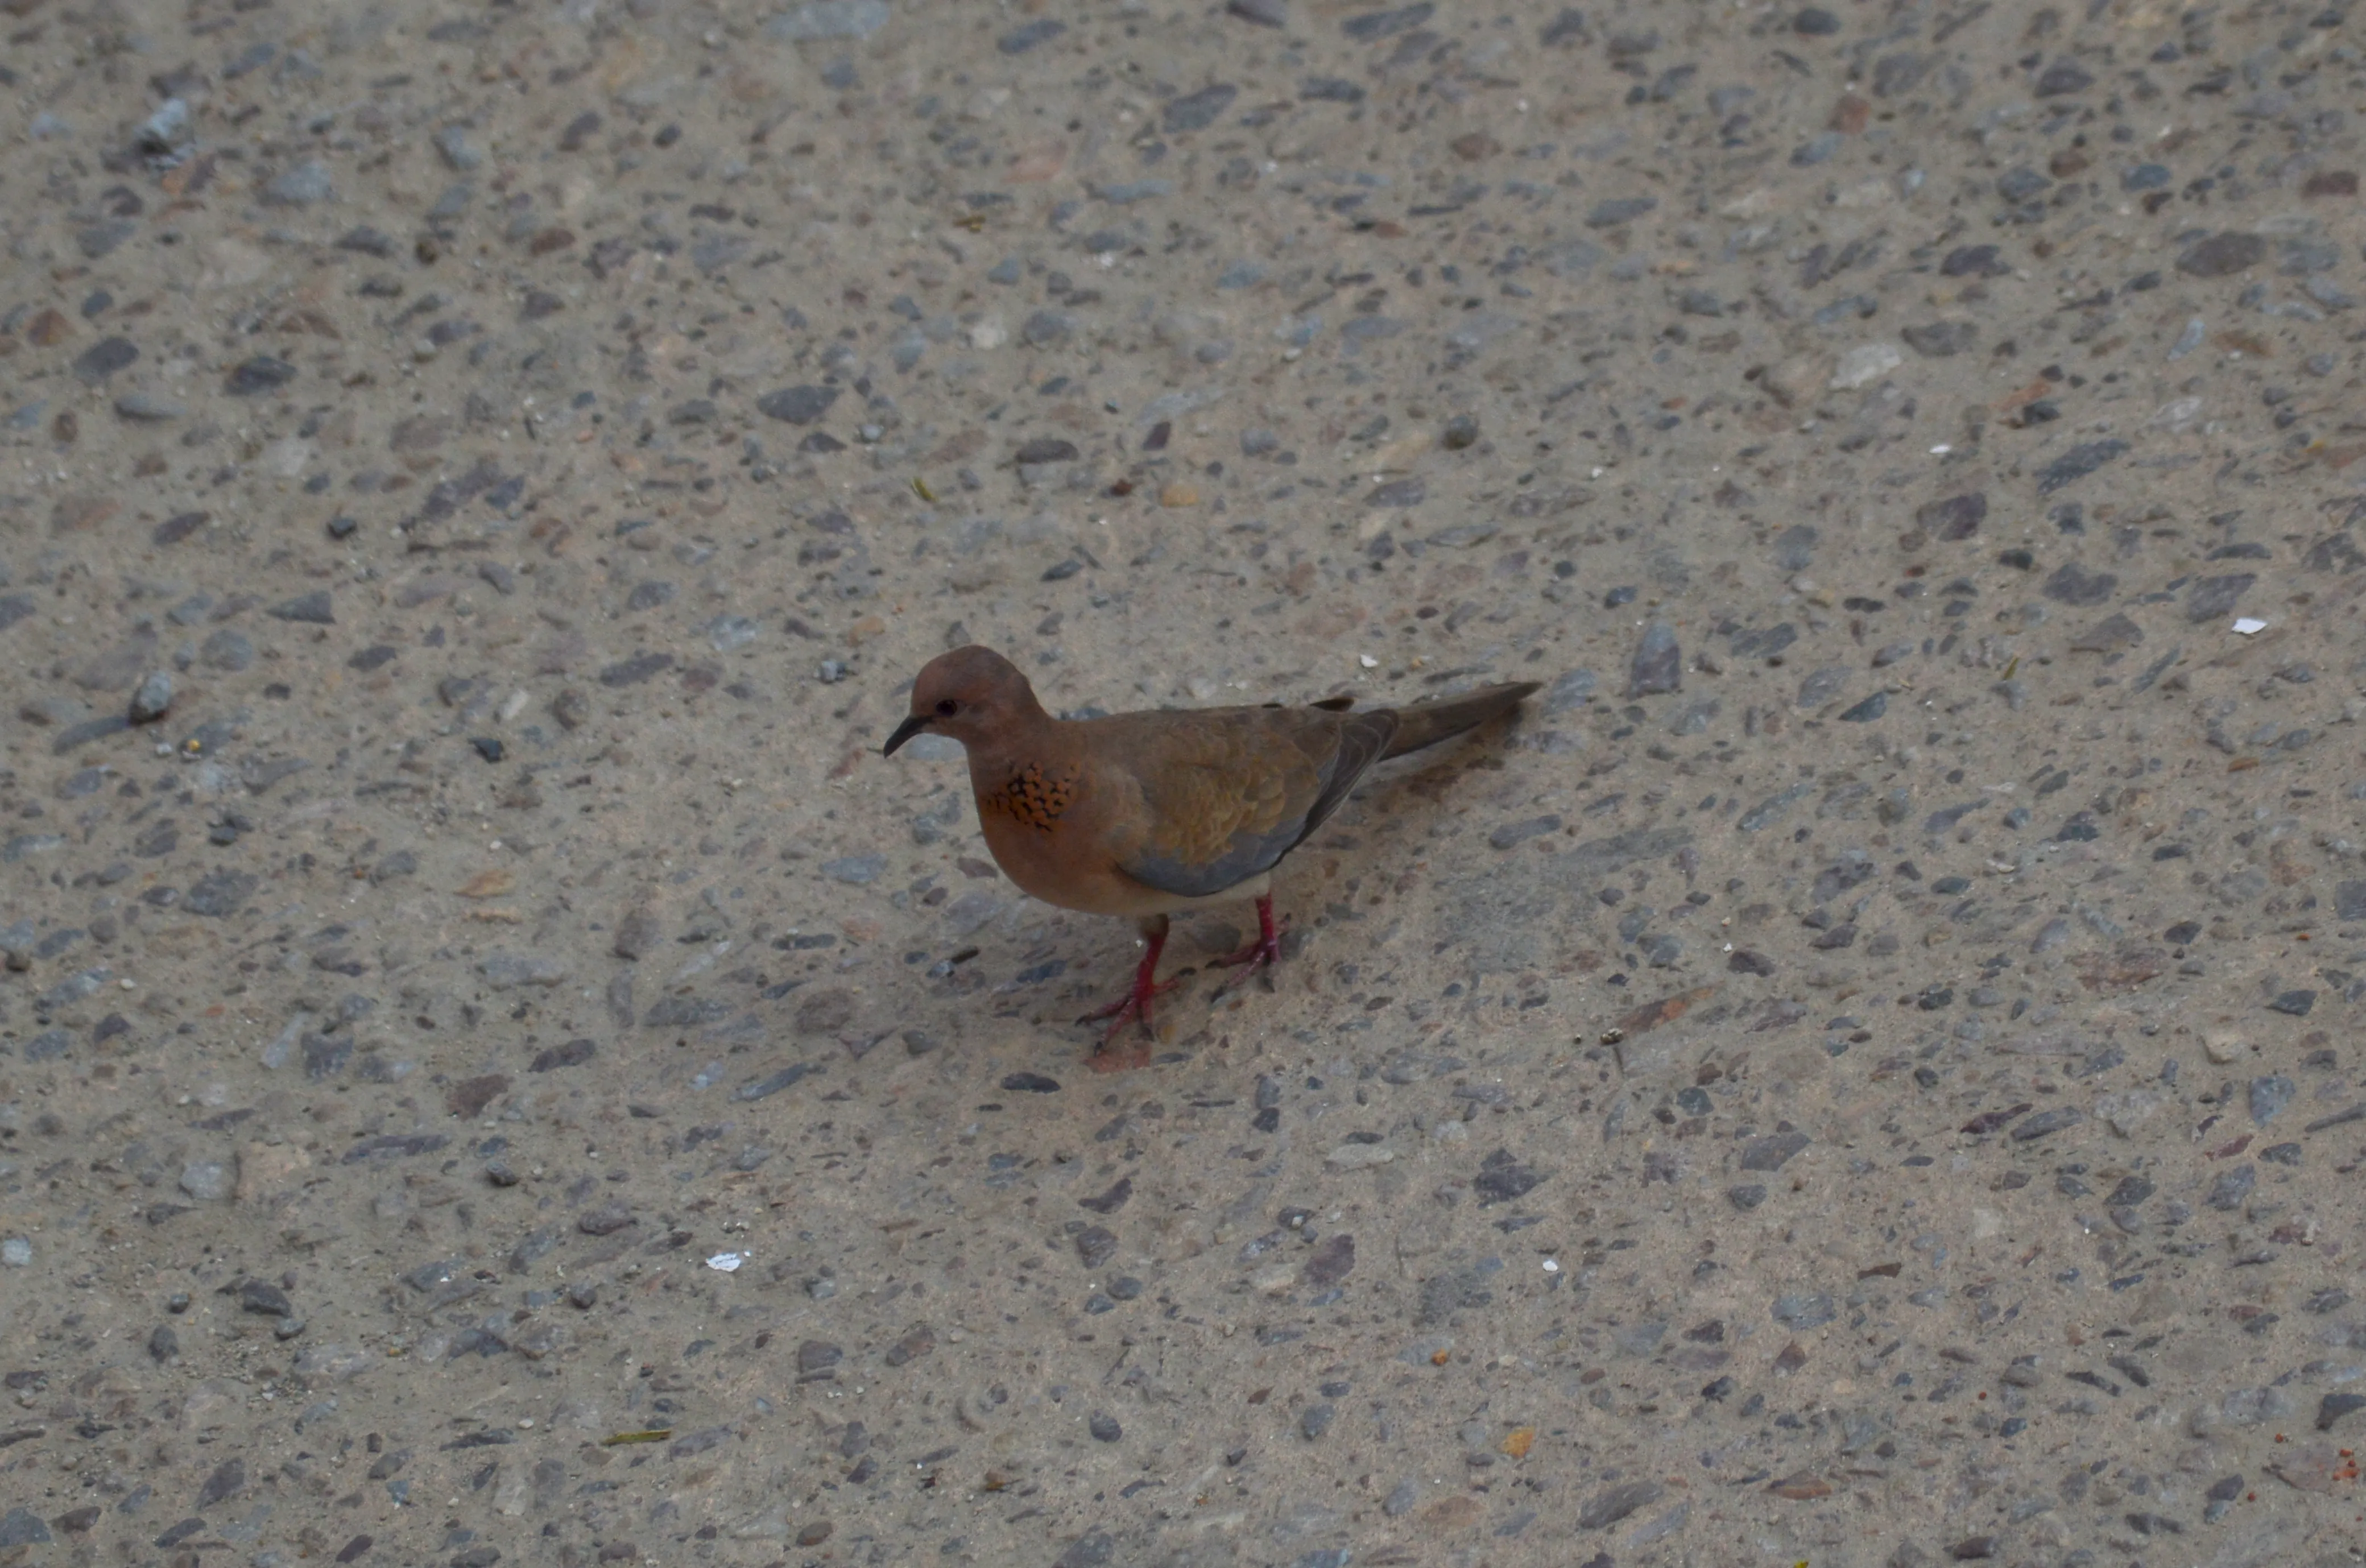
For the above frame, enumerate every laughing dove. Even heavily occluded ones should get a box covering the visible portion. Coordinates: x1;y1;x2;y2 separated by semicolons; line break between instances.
884;646;1538;1049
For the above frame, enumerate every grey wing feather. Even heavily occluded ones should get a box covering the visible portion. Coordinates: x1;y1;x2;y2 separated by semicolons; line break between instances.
1122;711;1397;900
1292;710;1396;845
1124;820;1305;899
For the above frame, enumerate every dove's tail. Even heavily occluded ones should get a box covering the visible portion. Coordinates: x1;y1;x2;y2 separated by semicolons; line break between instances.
1379;681;1541;759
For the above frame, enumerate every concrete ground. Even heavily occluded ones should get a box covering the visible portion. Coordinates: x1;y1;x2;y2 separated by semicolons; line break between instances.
3;1;2365;1565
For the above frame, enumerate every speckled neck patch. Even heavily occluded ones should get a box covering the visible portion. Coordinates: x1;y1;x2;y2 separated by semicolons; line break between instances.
982;761;1078;831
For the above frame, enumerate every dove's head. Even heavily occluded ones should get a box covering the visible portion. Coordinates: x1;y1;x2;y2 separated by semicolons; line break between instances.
884;645;1045;756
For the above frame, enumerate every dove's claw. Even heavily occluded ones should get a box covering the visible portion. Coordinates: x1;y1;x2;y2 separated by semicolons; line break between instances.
1211;893;1286;982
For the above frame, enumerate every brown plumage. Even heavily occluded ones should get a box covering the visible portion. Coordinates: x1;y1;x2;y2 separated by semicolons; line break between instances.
883;646;1538;1049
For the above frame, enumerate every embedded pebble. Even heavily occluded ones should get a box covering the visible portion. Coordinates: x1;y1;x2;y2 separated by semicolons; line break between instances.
264;160;334;205
1626;620;1681;697
2248;1074;2296;1124
127;671;174;722
115;391;188;421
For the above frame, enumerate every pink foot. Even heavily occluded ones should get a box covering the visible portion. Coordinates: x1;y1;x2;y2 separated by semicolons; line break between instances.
1211;893;1287;983
1079;973;1181;1043
1081;920;1178;1048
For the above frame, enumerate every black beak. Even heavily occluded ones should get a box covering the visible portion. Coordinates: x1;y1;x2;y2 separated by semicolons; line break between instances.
882;714;931;757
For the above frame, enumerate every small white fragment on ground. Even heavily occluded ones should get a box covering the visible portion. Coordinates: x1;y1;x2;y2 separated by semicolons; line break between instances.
705;1251;746;1272
2232;617;2266;635
1358;653;1379;668
1541;1258;1561;1273
1830;341;1904;389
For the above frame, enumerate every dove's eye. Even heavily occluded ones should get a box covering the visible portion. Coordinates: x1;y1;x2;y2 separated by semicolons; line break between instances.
935;699;959;717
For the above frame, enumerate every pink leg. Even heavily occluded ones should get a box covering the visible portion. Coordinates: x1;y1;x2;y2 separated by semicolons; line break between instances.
1080;917;1181;1046
1211;893;1287;979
